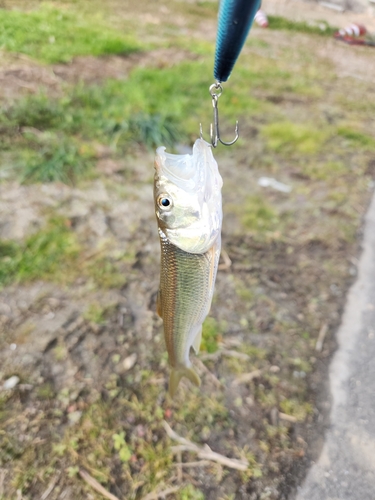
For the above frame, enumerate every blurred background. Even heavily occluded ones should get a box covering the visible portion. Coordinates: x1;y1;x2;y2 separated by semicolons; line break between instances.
0;1;374;499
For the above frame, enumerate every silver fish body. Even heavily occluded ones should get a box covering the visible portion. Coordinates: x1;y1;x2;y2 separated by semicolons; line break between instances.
154;139;223;396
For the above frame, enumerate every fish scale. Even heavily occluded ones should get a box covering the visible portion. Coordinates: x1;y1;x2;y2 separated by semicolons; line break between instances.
158;228;219;370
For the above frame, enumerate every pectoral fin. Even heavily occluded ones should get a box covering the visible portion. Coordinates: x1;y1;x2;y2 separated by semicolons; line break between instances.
169;366;201;398
192;326;202;354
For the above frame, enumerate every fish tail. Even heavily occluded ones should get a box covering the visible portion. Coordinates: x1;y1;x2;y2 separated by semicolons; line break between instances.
168;366;201;398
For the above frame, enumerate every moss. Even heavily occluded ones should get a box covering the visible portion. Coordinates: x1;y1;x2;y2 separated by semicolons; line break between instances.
179;484;205;500
280;399;313;422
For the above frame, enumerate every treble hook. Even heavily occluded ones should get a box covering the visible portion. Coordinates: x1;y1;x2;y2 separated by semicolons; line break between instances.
200;82;239;148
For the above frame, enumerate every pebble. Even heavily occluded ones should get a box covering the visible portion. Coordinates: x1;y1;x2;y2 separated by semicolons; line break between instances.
123;353;137;371
3;375;20;390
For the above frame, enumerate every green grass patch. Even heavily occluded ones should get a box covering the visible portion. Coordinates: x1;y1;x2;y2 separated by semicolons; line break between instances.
20;133;96;184
279;398;313;422
179;484;205;500
0;3;140;63
263;121;329;155
201;317;223;353
268;15;337;37
301;160;349;181
337;126;375;149
0;218;79;287
241;195;279;233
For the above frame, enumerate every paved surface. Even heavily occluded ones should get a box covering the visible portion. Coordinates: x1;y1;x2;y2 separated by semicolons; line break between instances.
295;190;375;499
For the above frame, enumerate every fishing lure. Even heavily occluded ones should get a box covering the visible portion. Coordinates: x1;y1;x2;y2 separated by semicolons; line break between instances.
203;0;261;147
214;0;261;83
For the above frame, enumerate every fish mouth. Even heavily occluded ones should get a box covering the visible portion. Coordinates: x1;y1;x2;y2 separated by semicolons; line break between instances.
155;139;215;192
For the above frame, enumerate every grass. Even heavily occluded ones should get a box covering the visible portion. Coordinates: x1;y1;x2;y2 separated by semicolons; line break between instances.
0;51;329;185
262;121;329;155
200;317;223;353
267;15;337;37
337;126;375;149
20;134;96;184
0;218;79;287
0;3;140;63
240;195;280;233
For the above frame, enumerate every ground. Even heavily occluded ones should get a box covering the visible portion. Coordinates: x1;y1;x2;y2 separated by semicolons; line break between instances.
0;1;375;499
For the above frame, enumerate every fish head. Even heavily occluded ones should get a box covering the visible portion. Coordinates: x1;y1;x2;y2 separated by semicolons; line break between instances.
154;139;223;253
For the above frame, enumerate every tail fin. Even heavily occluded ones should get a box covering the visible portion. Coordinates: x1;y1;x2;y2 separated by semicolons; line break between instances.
169;366;201;398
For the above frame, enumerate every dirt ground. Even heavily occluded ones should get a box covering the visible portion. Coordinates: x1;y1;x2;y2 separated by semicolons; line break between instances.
0;1;375;499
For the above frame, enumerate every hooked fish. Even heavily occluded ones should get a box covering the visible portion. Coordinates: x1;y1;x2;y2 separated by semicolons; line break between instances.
154;139;223;397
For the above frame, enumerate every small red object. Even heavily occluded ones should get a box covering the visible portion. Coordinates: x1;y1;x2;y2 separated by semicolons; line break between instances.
164;408;172;419
338;23;367;37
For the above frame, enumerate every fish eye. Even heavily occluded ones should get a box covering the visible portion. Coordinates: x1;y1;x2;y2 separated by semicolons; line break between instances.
157;194;173;210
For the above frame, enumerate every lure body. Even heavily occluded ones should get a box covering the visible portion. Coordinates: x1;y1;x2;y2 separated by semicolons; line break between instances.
154;139;223;396
214;0;261;82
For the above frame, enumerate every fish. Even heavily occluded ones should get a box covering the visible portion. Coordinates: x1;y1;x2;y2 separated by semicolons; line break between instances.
154;138;223;397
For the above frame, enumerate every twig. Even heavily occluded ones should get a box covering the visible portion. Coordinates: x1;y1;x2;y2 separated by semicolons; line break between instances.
193;358;223;388
315;323;328;352
162;421;248;471
231;369;262;386
79;470;120;500
172;460;211;468
41;472;61;500
0;469;6;497
218;249;232;271
176;449;182;483
200;348;250;362
141;485;181;500
279;412;297;423
20;126;45;138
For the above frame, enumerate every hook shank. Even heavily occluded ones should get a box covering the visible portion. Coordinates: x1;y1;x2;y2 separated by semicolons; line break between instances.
201;82;239;148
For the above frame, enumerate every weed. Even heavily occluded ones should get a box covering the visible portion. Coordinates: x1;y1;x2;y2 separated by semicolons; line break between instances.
179;484;205;500
0;4;140;63
112;431;132;462
37;383;55;400
83;303;107;325
279;399;313;422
